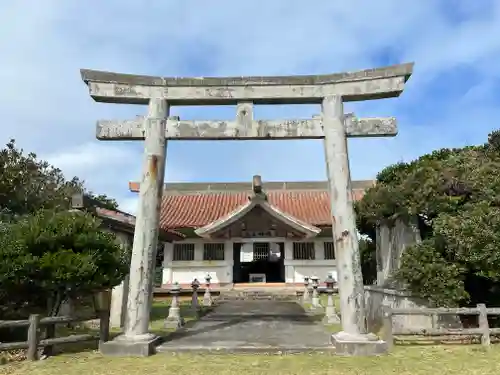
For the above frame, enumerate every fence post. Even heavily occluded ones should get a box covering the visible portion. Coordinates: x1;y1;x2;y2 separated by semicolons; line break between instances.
42;323;56;357
26;314;41;361
97;290;111;348
381;306;394;349
477;303;490;346
99;308;110;347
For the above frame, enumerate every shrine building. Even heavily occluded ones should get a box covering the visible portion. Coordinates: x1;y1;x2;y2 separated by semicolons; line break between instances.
129;176;374;288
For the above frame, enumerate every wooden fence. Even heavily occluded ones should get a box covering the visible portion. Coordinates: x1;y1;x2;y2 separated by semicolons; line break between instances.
0;309;110;361
381;303;500;348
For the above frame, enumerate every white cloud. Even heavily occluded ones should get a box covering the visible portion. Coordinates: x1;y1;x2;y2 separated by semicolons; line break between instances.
43;143;130;174
1;0;500;211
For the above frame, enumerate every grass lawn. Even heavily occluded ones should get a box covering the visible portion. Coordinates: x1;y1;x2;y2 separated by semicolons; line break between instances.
303;294;342;332
3;346;500;375
3;296;500;375
0;297;204;366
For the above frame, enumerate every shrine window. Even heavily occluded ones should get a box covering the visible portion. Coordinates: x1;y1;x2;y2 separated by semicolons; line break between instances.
292;242;315;260
203;243;225;261
324;242;335;259
172;243;195;261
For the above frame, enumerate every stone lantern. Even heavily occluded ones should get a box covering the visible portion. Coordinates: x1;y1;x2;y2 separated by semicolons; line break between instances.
323;274;340;324
310;275;320;308
164;282;184;329
191;278;200;313
325;274;336;290
203;273;213;307
302;276;311;303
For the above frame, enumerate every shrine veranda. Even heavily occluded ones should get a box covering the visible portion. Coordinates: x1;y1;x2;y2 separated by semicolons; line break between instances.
80;62;413;356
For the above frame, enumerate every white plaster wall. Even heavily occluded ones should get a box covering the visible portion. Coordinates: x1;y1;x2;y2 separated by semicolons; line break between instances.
163;237;336;284
289;264;337;283
171;265;232;284
162;239;234;284
284;238;336;283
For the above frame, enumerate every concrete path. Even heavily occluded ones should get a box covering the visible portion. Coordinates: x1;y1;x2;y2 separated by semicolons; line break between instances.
157;300;333;353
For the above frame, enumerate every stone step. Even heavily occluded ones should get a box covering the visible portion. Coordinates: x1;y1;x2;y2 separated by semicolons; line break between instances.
218;289;299;302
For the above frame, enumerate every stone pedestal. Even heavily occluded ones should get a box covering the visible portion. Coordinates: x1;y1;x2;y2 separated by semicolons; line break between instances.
164;308;185;329
100;333;161;357
302;284;310;303
302;277;310;303
203;287;213;307
191;290;200;315
306;285;313;303
310;278;322;311
331;331;388;356
311;294;320;308
323;293;340;324
203;275;213;307
164;288;185;330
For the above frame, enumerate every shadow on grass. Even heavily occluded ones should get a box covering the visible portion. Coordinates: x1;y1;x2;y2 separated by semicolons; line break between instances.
149;299;213;338
44;299;212;357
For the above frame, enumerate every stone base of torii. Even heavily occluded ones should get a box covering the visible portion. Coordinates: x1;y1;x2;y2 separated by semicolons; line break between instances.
81;62;413;357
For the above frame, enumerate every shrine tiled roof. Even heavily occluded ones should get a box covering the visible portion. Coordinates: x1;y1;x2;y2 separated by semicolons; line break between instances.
129;180;372;230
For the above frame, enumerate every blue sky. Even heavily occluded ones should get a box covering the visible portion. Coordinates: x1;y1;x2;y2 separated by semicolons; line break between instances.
1;1;500;214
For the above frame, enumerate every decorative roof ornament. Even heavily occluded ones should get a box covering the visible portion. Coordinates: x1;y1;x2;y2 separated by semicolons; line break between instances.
250;175;267;201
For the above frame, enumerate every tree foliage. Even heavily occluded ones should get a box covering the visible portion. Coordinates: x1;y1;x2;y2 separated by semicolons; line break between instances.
0;210;129;318
359;238;377;285
0;140;126;319
356;130;500;307
0;139;118;220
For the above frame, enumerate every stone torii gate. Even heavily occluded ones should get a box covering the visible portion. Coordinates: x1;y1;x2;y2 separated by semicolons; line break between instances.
80;62;413;356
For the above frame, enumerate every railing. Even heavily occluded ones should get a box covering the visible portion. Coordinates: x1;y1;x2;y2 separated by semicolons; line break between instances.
381;303;500;348
0;309;110;361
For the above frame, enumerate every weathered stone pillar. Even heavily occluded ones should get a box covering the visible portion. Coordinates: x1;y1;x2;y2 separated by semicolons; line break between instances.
110;275;130;328
101;98;168;356
322;95;386;355
110;233;132;328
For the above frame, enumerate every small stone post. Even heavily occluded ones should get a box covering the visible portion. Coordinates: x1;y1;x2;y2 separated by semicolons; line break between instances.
203;274;213;307
323;275;340;324
302;276;311;303
191;278;201;315
310;275;321;309
164;283;184;329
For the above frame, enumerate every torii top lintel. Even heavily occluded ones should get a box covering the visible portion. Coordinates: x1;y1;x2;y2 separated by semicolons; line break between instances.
80;62;414;105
